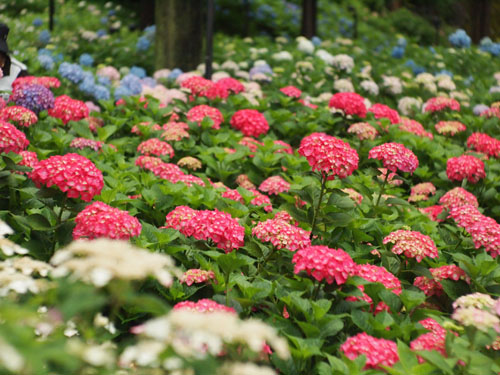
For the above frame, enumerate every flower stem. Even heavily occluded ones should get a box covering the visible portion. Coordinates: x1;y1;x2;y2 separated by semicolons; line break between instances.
310;174;327;239
56;196;68;225
374;171;389;208
312;280;321;299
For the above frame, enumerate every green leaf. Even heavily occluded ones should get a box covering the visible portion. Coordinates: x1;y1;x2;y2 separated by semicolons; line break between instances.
351;309;372;333
400;290;426;311
26;214;53;231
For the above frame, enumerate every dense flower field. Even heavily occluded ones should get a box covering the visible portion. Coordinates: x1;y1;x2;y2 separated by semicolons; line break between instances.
1;1;500;374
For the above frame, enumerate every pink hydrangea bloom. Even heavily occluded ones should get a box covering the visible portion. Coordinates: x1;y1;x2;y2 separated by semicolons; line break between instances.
435;121;466;136
0;106;38;127
252;218;311;251
368;103;401;124
439;187;478;210
230;109;269;137
424;96;460;112
347;122;378;140
186;105;224;129
161;121;190;141
258;176;290;195
399;118;433;139
340;333;399;369
173;299;236;314
409;182;436;202
368;142;418;174
180;269;216;286
280;85;302;98
414;265;470;296
48;95;89;124
137;138;174;158
0;120;29;153
328;92;367;117
467;132;500;158
383;230;438;262
446;155;485;183
70;137;105;151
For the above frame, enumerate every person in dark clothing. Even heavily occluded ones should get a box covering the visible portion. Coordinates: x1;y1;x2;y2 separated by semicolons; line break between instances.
0;23;28;100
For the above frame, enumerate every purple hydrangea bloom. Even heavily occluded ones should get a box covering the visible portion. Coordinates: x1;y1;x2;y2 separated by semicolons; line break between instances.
10;84;55;113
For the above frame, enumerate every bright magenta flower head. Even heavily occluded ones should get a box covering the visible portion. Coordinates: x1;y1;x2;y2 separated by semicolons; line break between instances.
29;153;103;202
467;132;500;158
439;187;478;210
410;319;447;362
180;75;213;97
368;142;418;174
280;85;302;98
298;132;359;179
186;104;224;129
48;95;89;124
328;92;367;117
368;103;401;124
340;333;399;369
414;264;470;297
252;217;311;252
446;155;485;183
399;118;433;139
383;230;438;262
352;264;402;295
424;96;460;113
137;138;174;158
292;245;355;285
230;109;269;137
258;176;290;195
173;299;236;314
73;201;142;240
0;106;38;127
0;120;29;153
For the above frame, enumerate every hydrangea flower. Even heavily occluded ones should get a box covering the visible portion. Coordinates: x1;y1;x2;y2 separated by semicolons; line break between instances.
340;333;399;369
328;92;367;117
48;95;89;124
58;62;84;84
173;299;236;314
408;182;436;202
368;142;418;174
29;153;103;202
10;83;54;113
180;269;216;286
186;105;224;129
446;155;486;183
252;217;311;251
79;54;94;67
137;138;174;158
424;97;460;113
0;106;37;127
368;103;401;124
70;138;105;151
298;132;359;179
258;176;290;195
161;122;190;141
230;109;269;137
280;85;302;98
467;132;500;158
347;122;378;140
0;120;29;153
435;121;466;136
449;29;471;48
399;118;433;139
383;230;438;262
414;264;470;297
439;187;478;210
292;245;355;285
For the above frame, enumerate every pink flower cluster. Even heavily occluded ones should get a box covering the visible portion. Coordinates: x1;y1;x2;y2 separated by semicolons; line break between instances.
414;265;470;296
0;106;38;127
446;154;485;183
435;121;466;136
73;201;142;240
328;92;367;117
342;188;363;205
340;333;399;369
273;140;293;154
48;95;89;124
131;121;161;135
12;76;60;90
70;137;105;151
161;122;190;141
18;151;38;171
0;120;29;153
258;176;290;195
292;245;355;285
181;76;244;100
378;168;402;186
368;142;418;174
298;132;359;179
399;118;433;139
29;153;103;201
368;103;401;124
180;76;213;97
424;96;460;113
136;156;204;186
173;299;236;314
439;187;478;210
252;217;311;251
186;105;224;129
467;132;500;158
383;230;438;262
280;85;302;98
230;109;269;137
164;206;245;252
410;318;447;361
409;182;436;202
239;137;264;155
420;205;444;222
180;269;216;286
347;122;378;141
87;117;104;132
448;204;500;257
249;189;273;212
137;138;174;158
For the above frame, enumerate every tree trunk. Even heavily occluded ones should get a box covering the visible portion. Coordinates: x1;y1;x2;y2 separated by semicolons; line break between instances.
470;0;491;43
155;0;204;71
301;0;317;39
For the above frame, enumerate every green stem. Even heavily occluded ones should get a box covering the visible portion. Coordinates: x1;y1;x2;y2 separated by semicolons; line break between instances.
257;248;275;274
374;171;389;208
310;174;327;240
312;280;321;300
56;196;68;225
225;271;230;306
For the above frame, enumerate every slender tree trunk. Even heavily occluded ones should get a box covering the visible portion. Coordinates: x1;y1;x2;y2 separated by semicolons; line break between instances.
301;0;317;39
470;0;491;43
155;0;204;71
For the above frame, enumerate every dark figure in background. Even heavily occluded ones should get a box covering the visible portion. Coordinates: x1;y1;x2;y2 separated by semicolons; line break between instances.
0;23;28;100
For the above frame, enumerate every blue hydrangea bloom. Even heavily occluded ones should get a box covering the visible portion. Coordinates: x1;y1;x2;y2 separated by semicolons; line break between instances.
58;62;84;84
100;17;108;24
108;9;116;16
144;25;156;36
114;86;132;100
78;79;96;95
33;18;43;27
97;76;111;87
391;46;405;58
93;85;110;101
130;66;146;79
136;37;151;51
449;29;471;48
120;74;142;95
38;48;52;56
479;37;500;57
311;36;321;46
429;46;436;54
37;54;54;70
397;37;407;47
38;30;51;45
53;53;64;62
473;104;489;115
140;77;156;88
168;68;183;80
97;29;107;37
79;53;94;67
412;66;426;75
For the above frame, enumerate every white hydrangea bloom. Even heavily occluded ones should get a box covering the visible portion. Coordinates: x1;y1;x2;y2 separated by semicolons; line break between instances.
331;54;354;72
360;80;379;95
398;97;423;116
382;76;403;95
334;79;354;92
296;37;314;54
315;49;334;65
272;51;293;61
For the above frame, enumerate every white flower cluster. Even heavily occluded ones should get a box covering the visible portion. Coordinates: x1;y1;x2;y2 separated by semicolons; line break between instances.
452;293;500;333
50;239;180;288
382;75;403;95
415;72;438;93
398;96;423;116
360;80;379;95
334;79;354;93
272;51;293;61
331;54;354;73
436;74;456;91
296;37;314;54
315;49;334;65
120;310;290;369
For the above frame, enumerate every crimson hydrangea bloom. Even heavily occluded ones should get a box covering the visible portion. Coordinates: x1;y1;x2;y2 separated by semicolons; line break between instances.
383;230;438;262
48;95;89;124
446;155;485;183
180;76;213;97
280;85;302;98
230;109;269;137
347;122;378;140
258;176;290;195
368;103;401;124
467;132;500;158
340;333;399;369
435;121;466;136
249;189;273;212
252;217;311;251
0;120;29;153
180;269;216;286
73;201;142;240
292;245;355;285
298;132;359;179
414;264;470;297
420;205;444;222
18;150;38;170
10;83;54;113
137;138;174;158
214;77;245;95
328;92;367;117
12;76;60;90
368;142;418;174
186;104;224;129
410;318;447;362
0;106;38;127
399;118;433;139
164;206;198;230
29;153;103;202
173;299;236;314
439;187;478;210
424;96;460;113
